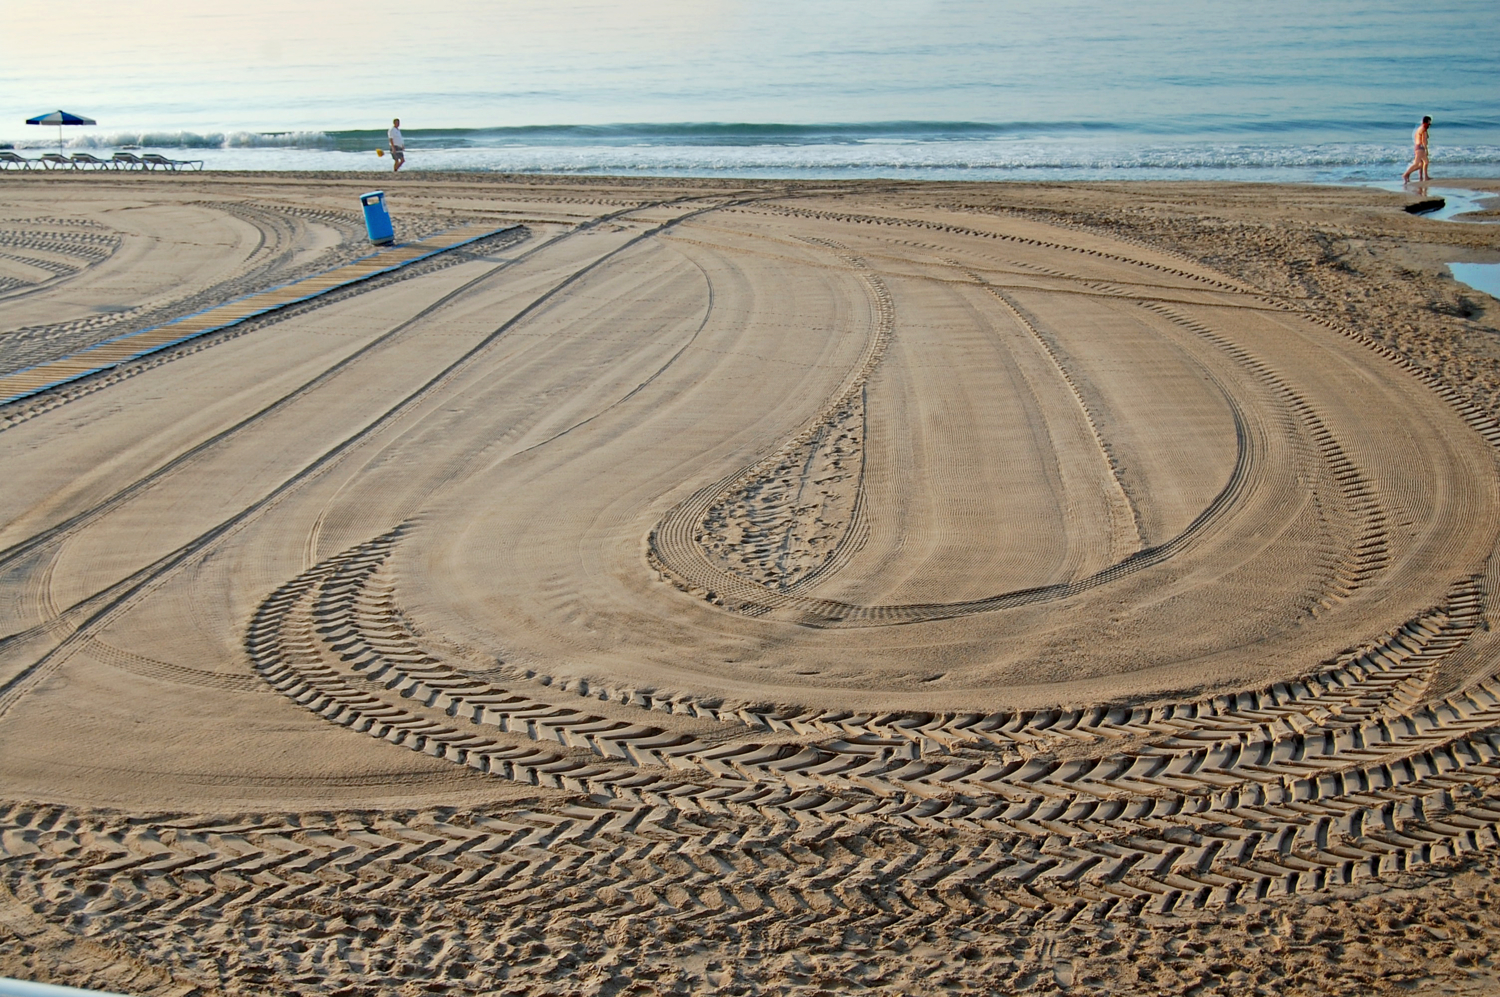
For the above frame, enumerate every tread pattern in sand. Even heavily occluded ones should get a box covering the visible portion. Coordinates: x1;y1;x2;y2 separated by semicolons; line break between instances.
4;179;1500;995
243;530;1500;914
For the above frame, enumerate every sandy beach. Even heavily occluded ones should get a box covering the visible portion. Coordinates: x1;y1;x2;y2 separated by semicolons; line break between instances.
1;172;1499;995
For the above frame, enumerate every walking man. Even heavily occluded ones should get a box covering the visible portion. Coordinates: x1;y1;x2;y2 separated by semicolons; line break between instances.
388;118;405;173
1403;115;1431;183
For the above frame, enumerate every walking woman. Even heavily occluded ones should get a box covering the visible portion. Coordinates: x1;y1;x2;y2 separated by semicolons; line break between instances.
1403;116;1432;183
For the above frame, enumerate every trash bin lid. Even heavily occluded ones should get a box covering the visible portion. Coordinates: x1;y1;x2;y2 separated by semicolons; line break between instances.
360;191;386;204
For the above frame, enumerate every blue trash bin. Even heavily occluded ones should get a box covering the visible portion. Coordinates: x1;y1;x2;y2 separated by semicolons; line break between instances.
360;190;394;245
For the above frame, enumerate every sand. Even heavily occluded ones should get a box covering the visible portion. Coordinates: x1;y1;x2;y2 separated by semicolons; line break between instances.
1;172;1499;995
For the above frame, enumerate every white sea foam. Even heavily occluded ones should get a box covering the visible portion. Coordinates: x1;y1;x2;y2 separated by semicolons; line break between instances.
5;125;1497;182
174;138;1500;182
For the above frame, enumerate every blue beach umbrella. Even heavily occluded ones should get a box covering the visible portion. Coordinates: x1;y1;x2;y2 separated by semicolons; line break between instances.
26;110;97;151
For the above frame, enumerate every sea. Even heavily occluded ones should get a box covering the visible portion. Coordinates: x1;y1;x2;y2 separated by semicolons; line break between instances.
1;0;1497;183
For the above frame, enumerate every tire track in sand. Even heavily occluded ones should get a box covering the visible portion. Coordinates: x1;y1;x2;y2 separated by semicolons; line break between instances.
241;526;1500;918
0;196;748;720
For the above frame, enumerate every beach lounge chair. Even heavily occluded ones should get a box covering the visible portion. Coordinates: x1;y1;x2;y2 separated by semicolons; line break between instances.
0;151;37;170
69;153;110;169
141;153;205;172
38;153;74;169
110;152;145;170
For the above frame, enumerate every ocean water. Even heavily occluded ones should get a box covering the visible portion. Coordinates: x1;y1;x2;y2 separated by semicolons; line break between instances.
1;0;1496;182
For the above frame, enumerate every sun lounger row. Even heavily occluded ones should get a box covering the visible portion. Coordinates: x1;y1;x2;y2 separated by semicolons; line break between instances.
0;151;204;171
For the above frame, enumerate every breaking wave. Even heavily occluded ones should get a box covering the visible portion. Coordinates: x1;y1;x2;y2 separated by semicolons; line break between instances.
3;122;1497;181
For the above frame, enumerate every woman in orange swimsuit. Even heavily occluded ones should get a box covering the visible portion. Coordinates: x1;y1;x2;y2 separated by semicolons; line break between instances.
1403;115;1432;183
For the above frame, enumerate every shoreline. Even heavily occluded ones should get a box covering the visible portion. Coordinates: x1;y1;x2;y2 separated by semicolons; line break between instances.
4;168;1500;183
4;171;1498;219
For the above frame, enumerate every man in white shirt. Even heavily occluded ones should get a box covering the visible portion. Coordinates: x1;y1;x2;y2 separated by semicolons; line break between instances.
387;118;405;172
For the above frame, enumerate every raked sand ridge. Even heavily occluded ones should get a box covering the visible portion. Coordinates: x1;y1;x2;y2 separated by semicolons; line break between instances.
1;174;1500;995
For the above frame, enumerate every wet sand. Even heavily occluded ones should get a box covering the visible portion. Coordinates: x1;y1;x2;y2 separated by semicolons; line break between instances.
2;173;1500;995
